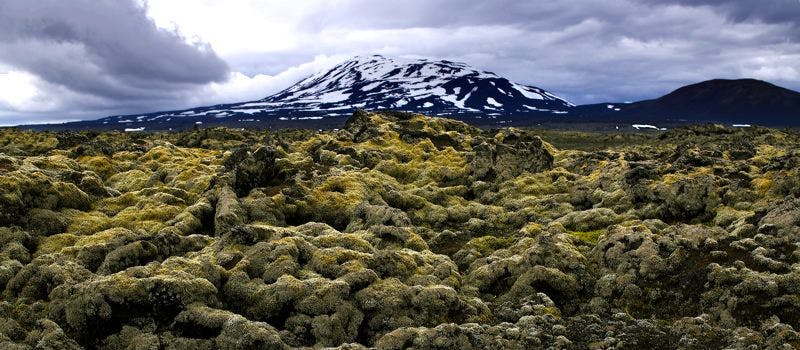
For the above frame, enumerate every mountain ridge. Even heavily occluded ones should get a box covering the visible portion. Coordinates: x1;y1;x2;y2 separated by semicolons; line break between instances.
16;56;800;130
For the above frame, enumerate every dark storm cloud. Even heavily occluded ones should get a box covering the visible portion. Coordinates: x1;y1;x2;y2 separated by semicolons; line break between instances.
637;0;800;26
303;0;800;35
301;0;605;31
0;0;230;100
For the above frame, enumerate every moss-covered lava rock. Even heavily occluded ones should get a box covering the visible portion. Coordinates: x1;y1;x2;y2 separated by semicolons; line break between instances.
1;111;799;349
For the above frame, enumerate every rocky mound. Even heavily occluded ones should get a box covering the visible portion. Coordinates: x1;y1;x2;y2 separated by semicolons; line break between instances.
1;112;800;349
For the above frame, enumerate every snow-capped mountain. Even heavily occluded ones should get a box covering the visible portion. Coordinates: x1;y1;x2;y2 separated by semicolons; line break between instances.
89;55;573;130
257;55;573;115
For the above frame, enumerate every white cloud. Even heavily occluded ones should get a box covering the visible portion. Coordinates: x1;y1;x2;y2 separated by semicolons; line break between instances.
186;54;349;106
742;54;800;81
0;71;41;111
144;0;315;55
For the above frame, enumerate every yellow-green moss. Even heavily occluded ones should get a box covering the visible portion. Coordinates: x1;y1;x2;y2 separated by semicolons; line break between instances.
77;155;119;180
107;169;154;192
63;209;112;236
752;179;773;199
73;227;134;247
36;233;79;255
463;236;516;256
569;229;605;245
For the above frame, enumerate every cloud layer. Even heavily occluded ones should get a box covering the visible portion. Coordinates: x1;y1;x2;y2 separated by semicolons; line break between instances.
638;0;800;26
0;0;229;95
0;0;232;124
1;0;799;124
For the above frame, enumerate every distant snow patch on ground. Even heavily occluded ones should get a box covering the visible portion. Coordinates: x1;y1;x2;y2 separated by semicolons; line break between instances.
229;109;262;114
124;127;145;132
632;124;667;131
732;124;752;127
423;102;434;108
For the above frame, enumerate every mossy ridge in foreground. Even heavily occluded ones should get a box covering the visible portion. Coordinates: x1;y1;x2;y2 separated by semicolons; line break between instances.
0;111;799;349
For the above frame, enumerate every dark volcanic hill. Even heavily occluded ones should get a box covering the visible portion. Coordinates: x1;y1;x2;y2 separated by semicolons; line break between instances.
575;79;800;125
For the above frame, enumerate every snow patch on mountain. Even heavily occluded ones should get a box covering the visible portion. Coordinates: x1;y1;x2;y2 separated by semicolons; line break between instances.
487;97;503;107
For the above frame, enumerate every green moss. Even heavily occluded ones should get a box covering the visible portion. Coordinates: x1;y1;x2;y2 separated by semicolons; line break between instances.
97;193;141;217
313;234;374;253
63;209;112;236
541;306;562;317
73;227;135;247
107;169;153;192
569;229;605;245
77;155;119;180
0;128;59;155
463;236;516;256
36;233;79;255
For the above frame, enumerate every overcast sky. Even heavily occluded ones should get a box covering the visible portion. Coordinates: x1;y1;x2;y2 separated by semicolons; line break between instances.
1;0;799;125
